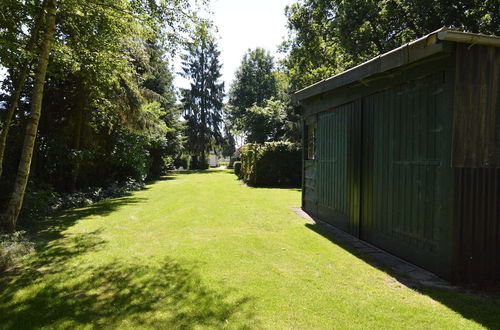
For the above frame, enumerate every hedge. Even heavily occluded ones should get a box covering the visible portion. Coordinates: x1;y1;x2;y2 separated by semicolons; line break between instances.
239;142;301;187
233;161;242;178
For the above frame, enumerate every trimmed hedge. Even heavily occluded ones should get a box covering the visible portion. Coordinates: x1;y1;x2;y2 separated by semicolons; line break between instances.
228;156;238;169
233;161;242;178
239;142;301;187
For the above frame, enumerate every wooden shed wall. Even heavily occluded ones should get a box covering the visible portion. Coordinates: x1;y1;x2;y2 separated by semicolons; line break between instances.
452;44;500;286
301;45;500;284
301;54;456;279
452;44;500;168
453;168;500;286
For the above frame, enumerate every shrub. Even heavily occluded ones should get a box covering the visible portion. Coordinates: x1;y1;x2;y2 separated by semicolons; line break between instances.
228;157;238;169
0;231;35;272
52;179;144;210
189;155;209;170
234;161;242;178
239;142;302;187
18;179;145;223
174;154;190;169
20;187;60;221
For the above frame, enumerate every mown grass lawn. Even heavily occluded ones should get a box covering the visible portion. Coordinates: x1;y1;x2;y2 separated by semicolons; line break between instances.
1;169;499;329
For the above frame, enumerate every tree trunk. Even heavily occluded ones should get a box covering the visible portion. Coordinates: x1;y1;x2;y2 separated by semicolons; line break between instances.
0;0;46;179
70;78;87;192
2;0;57;233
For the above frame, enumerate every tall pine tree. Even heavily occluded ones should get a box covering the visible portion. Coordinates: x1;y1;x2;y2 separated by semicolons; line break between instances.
181;21;224;169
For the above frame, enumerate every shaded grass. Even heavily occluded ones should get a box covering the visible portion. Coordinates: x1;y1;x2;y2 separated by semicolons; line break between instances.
1;169;499;329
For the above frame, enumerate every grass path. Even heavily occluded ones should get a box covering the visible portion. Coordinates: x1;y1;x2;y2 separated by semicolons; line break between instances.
1;169;499;329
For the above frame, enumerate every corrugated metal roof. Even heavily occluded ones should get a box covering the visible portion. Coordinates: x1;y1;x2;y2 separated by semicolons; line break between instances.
292;28;500;103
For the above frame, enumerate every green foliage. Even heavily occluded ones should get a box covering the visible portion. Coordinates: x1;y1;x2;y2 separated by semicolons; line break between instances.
242;98;288;143
0;231;34;272
239;142;301;187
53;179;145;210
227;48;279;143
0;0;39;73
221;124;237;158
20;187;60;222
0;0;193;215
174;154;190;169
181;20;225;167
142;43;184;179
228;48;278;110
283;0;500;90
233;161;242;178
189;155;209;170
228;157;239;169
227;48;301;144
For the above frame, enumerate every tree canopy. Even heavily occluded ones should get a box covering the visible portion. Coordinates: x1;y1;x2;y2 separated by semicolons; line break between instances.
227;48;280;143
282;0;500;90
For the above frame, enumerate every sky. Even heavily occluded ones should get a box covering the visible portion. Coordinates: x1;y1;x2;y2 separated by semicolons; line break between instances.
174;0;295;90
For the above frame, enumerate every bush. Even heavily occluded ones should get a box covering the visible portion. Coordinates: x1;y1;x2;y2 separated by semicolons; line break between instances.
52;179;144;210
239;142;302;187
228;156;239;169
174;154;190;169
189;155;209;170
18;179;145;223
234;161;242;178
20;187;60;221
0;231;35;272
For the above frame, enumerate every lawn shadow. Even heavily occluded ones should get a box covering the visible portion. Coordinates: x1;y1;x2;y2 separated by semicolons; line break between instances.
25;195;147;252
146;175;177;183
0;255;257;328
246;185;301;191
222;170;301;191
172;169;227;175
241;182;301;192
305;223;500;329
1;180;257;328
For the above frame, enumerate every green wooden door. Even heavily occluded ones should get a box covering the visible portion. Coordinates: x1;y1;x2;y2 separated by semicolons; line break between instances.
315;101;361;235
360;73;454;278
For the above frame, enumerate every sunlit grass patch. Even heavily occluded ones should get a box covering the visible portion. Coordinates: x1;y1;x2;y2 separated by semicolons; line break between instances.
1;169;499;329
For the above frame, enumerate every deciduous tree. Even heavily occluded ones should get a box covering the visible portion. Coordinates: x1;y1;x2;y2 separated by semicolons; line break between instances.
227;48;280;143
3;0;57;232
283;0;500;90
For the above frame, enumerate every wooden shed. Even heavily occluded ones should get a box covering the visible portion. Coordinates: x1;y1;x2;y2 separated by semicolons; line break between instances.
292;28;500;286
